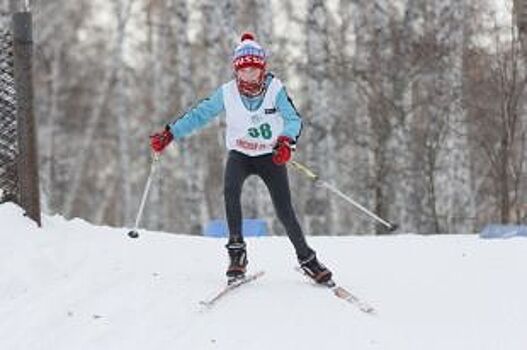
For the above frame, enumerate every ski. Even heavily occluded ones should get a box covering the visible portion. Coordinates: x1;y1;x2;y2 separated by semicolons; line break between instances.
199;270;265;308
297;268;376;314
323;280;376;314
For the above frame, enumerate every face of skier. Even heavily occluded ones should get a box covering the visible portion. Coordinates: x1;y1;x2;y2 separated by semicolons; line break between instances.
235;66;265;97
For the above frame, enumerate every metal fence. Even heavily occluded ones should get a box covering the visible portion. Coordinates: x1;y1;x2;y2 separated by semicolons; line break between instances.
0;28;18;203
0;11;40;226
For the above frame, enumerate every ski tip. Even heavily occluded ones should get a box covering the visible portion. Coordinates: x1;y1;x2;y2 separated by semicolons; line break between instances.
128;230;139;238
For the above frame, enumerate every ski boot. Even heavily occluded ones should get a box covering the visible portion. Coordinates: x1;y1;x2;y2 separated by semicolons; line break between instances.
299;252;333;285
226;240;248;285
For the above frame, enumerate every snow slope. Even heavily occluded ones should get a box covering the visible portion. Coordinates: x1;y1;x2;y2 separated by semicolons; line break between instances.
0;202;526;350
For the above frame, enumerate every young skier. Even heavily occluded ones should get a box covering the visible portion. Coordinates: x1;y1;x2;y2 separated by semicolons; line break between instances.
150;32;332;284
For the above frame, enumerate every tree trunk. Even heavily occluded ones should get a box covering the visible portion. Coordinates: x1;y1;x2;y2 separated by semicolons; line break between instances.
304;0;332;235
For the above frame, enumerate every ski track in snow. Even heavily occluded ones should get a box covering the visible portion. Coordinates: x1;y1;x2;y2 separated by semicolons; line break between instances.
1;203;526;349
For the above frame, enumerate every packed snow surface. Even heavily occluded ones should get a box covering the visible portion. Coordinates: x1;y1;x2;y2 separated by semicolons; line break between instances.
1;203;526;349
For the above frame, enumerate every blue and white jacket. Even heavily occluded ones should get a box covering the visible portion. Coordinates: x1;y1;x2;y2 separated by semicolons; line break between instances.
168;73;302;155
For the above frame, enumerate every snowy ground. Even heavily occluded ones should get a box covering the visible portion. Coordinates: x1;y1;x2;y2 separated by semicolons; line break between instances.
1;203;526;350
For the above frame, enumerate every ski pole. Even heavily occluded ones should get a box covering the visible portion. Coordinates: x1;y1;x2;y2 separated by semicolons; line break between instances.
128;153;160;238
289;160;398;232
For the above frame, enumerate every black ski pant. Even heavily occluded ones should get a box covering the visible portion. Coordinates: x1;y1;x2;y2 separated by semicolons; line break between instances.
224;150;313;261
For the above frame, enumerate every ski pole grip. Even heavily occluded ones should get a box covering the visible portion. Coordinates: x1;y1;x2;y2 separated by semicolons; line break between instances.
290;160;319;182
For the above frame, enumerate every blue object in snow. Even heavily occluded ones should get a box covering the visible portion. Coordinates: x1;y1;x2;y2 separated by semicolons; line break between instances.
204;219;269;238
480;224;527;239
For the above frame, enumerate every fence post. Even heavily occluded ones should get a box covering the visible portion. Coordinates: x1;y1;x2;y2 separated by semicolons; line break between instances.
12;10;41;226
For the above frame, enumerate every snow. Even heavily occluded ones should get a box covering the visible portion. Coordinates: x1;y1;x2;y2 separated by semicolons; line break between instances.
1;202;526;350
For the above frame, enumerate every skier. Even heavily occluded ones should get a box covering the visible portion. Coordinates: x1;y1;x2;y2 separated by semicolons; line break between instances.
150;32;332;284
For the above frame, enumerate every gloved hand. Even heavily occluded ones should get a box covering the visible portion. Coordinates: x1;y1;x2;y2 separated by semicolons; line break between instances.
150;127;174;153
272;135;294;165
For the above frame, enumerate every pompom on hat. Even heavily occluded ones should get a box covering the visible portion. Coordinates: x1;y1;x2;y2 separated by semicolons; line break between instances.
232;32;267;71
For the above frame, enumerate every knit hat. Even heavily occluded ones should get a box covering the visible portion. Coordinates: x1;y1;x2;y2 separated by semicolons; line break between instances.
232;32;266;71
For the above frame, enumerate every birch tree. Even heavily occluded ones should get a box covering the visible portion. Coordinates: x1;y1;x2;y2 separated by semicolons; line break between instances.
32;0;117;220
172;0;206;235
349;0;398;234
143;0;174;231
302;0;335;235
344;0;378;235
112;0;135;226
466;6;527;224
433;0;474;233
32;1;87;213
387;0;420;234
1;0;10;26
22;0;527;234
62;42;118;218
514;0;527;55
198;0;231;223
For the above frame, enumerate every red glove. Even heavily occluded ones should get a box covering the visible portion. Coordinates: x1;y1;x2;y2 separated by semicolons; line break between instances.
150;128;174;153
272;136;294;165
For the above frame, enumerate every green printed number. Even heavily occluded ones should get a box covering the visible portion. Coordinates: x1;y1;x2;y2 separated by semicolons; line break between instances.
248;123;273;140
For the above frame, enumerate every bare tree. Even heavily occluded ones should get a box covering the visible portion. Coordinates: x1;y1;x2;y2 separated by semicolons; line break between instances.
466;9;527;224
112;0;136;226
302;0;335;235
25;0;527;234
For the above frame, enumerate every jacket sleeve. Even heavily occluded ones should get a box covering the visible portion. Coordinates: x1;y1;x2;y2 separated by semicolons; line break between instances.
275;87;303;142
168;87;225;140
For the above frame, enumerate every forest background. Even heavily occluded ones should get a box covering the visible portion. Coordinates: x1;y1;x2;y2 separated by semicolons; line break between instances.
1;0;525;236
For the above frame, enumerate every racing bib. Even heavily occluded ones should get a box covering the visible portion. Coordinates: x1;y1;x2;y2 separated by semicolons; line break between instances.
222;78;284;156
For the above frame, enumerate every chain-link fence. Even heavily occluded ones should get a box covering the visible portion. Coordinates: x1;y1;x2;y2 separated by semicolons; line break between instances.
0;10;40;225
0;28;18;203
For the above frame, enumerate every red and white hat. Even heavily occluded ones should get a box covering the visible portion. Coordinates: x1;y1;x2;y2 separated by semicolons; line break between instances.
232;32;266;71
